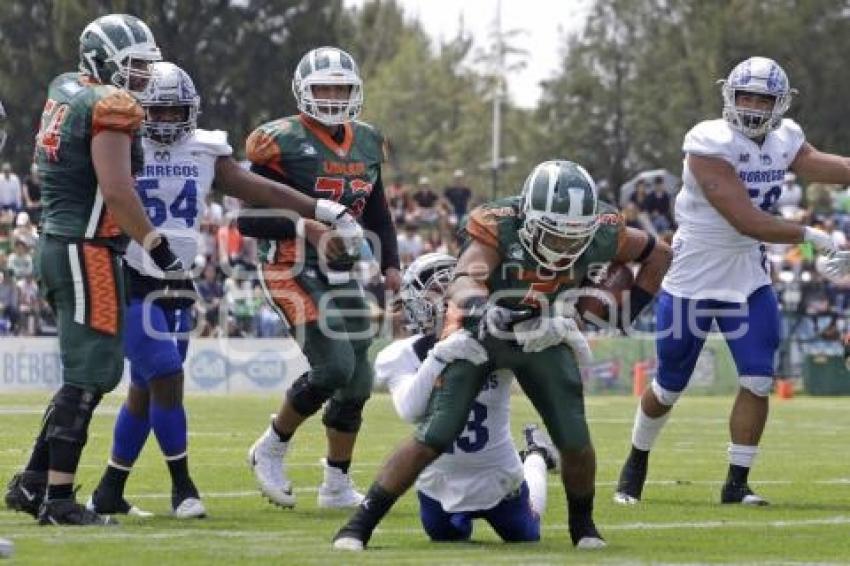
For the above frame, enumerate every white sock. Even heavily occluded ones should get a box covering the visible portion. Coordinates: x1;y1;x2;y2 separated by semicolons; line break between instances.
728;443;758;468
631;405;671;451
523;452;549;516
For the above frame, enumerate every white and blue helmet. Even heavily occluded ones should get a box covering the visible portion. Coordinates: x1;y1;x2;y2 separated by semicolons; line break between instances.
720;57;796;138
399;252;457;334
140;61;200;145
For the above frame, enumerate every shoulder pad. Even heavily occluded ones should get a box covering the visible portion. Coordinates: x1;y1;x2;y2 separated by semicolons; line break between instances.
92;89;143;136
465;200;518;250
191;129;233;157
683;119;736;164
776;118;806;155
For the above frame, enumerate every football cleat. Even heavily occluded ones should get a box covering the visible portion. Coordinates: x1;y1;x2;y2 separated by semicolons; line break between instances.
5;471;46;518
0;537;14;559
570;519;606;549
38;499;117;526
86;489;153;518
614;450;648;505
332;536;365;551
521;423;560;472
247;425;295;508
318;458;364;509
720;481;769;506
173;496;206;519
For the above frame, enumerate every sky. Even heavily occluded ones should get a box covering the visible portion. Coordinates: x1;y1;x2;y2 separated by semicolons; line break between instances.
343;0;593;108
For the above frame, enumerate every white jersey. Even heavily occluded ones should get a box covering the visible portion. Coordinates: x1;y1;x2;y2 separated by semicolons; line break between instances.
663;118;806;301
374;335;524;513
125;129;232;277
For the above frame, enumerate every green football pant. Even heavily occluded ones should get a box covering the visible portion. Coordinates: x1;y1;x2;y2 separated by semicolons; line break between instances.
37;236;125;394
258;262;374;402
416;337;589;452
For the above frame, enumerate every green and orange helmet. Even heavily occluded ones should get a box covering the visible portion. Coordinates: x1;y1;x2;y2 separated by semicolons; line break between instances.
518;160;600;271
78;14;161;95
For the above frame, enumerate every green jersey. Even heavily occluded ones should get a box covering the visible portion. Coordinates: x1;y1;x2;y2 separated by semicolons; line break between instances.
35;72;144;247
463;196;624;310
246;114;386;266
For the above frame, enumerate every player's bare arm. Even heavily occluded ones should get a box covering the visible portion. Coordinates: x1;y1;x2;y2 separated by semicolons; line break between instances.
92;130;158;246
688;153;804;244
613;227;672;294
791;142;850;184
214;155;319;219
447;239;501;306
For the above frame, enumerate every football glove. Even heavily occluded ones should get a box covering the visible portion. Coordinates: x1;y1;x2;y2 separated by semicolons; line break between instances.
821;250;850;278
314;199;348;224
332;214;364;258
478;304;536;342
513;315;593;364
430;329;489;366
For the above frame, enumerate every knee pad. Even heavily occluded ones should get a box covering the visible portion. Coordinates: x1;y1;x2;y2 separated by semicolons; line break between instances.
286;373;334;418
322;397;368;433
46;384;102;446
739;374;773;397
651;379;682;407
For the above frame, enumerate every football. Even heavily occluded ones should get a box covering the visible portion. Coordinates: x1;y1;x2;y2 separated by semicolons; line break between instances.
575;262;635;323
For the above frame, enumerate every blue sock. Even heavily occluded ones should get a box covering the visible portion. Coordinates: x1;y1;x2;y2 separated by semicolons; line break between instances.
150;402;187;459
112;403;151;465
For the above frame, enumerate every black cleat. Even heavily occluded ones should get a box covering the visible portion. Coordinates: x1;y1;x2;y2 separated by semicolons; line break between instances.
86;488;152;517
38;498;118;526
5;471;46;518
521;424;560;471
614;449;648;505
720;481;769;506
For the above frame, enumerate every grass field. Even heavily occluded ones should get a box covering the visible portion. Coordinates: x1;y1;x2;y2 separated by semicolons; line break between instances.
2;391;850;565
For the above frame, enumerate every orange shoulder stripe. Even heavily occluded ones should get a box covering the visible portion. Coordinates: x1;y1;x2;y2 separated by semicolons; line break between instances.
92;90;143;136
245;129;284;170
466;208;500;249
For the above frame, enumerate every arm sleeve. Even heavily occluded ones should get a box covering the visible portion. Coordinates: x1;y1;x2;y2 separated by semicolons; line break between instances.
234;163;297;239
464;207;500;249
361;170;400;272
374;338;446;423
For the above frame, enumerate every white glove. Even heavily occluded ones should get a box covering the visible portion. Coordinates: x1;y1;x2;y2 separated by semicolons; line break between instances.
431;329;489;366
514;316;593;365
314;199;347;224
332;213;364;257
804;226;836;254
821;250;850;278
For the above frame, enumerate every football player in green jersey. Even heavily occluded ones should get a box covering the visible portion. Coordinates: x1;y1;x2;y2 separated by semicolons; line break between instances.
239;46;400;510
333;160;672;551
3;18;348;527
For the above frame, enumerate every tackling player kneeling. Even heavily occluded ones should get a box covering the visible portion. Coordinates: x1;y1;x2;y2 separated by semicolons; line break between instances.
375;252;588;543
333;159;671;551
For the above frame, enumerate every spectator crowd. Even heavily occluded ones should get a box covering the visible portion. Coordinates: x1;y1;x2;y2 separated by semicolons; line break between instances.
3;156;846;344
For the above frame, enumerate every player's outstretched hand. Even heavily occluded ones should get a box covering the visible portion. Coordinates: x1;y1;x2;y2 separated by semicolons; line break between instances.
432;329;488;366
821;250;850;278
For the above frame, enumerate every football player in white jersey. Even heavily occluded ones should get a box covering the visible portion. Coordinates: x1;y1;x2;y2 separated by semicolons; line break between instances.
615;57;850;506
85;62;359;518
373;253;591;542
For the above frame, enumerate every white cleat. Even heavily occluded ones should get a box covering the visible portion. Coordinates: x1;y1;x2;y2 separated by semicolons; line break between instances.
85;495;154;518
0;537;14;558
317;458;364;509
248;425;296;508
576;536;608;550
332;537;364;551
613;492;639;505
173;497;206;519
